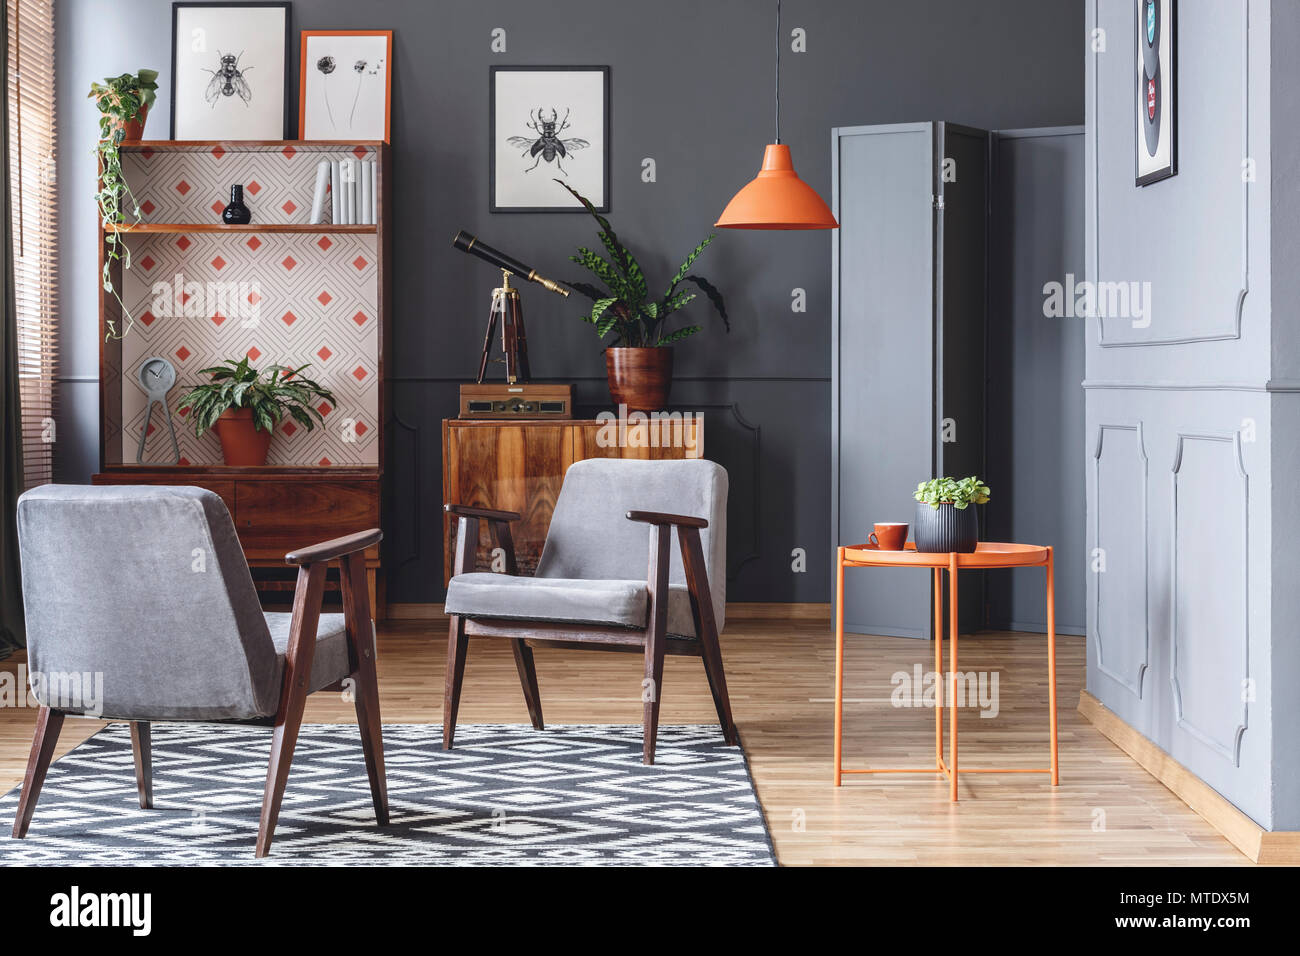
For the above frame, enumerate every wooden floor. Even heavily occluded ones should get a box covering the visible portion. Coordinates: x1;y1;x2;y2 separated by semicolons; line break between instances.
0;611;1249;865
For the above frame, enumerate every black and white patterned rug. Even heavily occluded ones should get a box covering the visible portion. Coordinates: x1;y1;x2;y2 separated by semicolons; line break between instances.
0;723;775;866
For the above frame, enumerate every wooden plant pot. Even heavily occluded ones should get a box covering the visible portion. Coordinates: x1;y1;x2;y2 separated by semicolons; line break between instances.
214;408;272;466
605;346;673;413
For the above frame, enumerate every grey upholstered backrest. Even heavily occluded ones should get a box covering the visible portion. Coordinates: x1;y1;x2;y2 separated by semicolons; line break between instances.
16;485;281;721
536;459;728;631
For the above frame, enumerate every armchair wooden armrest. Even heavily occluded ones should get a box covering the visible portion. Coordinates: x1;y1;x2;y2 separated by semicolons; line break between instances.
625;510;709;529
446;503;519;576
284;528;383;566
444;504;522;522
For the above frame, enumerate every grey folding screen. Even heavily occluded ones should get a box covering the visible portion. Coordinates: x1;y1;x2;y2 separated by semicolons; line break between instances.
831;121;1085;640
830;122;988;639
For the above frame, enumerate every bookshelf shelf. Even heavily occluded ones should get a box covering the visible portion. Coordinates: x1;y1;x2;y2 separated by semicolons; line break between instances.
106;223;378;235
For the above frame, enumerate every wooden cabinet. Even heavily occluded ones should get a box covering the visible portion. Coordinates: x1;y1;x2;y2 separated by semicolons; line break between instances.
92;468;383;616
442;417;703;584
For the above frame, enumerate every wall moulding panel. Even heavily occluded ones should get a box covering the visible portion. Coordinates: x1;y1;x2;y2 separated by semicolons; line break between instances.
1089;0;1251;348
1169;432;1250;766
1090;423;1148;697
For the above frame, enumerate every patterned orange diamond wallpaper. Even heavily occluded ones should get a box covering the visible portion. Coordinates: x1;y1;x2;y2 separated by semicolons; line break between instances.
114;146;381;467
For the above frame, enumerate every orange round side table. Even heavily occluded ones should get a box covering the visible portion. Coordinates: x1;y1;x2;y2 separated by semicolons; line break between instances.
832;541;1059;801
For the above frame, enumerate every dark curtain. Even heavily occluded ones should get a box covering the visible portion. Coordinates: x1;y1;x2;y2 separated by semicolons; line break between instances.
1;0;25;657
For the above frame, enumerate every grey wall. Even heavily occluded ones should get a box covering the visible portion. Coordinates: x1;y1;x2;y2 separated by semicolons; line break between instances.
1085;0;1296;830
55;0;1083;603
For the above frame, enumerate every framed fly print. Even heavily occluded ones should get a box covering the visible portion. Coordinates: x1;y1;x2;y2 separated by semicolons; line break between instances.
490;66;610;213
170;3;291;140
1135;0;1176;186
299;30;393;142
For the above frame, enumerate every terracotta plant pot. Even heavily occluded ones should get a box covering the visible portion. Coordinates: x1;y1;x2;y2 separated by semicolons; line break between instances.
120;104;150;142
605;347;673;413
214;408;272;466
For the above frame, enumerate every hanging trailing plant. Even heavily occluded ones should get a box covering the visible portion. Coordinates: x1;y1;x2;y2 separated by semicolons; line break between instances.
88;69;158;339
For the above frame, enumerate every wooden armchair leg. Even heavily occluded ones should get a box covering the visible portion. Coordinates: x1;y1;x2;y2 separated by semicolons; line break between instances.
642;627;668;765
256;562;325;859
11;706;64;839
698;627;736;745
130;721;153;809
443;616;469;750
642;524;672;765
341;553;389;826
681;527;737;745
511;640;544;730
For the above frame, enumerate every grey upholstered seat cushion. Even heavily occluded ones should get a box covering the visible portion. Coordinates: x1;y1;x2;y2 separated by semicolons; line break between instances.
263;612;353;694
444;573;700;636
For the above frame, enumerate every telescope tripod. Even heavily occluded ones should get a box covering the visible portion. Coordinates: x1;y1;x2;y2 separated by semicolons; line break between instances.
476;269;531;384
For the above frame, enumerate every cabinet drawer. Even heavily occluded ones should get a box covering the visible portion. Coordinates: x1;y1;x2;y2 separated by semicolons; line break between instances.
234;481;379;543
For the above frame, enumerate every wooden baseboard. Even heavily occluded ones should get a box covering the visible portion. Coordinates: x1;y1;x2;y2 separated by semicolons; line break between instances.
724;602;831;621
386;601;832;623
1078;690;1300;864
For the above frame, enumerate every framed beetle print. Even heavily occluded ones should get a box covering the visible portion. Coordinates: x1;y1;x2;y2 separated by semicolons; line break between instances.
490;66;610;213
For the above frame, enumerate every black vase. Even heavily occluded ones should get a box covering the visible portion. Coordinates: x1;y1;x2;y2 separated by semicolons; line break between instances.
222;185;251;225
914;501;979;553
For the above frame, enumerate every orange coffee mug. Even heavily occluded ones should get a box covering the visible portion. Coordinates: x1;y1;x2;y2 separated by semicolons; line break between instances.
869;522;909;551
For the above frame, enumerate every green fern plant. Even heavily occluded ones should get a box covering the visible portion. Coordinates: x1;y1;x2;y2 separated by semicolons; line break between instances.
176;357;335;436
557;180;729;347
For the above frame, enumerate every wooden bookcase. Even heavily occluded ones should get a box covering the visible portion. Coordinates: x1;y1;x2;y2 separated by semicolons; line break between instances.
441;417;704;584
93;140;391;615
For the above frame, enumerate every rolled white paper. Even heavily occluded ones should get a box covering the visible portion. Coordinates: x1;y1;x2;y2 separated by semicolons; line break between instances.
330;160;341;223
309;159;330;224
370;160;378;224
359;160;372;226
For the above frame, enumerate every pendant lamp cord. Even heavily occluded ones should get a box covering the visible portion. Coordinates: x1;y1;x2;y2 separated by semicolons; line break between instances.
774;0;781;144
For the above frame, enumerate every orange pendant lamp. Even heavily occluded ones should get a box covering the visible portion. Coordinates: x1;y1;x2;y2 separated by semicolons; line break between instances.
716;0;838;230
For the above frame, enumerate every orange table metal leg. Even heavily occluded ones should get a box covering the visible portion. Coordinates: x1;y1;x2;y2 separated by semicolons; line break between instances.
933;567;943;769
833;548;846;786
1047;546;1059;786
948;552;959;802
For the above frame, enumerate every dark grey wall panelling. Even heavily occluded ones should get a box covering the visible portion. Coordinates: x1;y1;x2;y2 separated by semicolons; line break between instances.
55;0;1084;602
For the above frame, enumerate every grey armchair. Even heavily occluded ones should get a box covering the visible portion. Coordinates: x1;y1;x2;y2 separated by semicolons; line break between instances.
443;458;736;764
11;484;388;857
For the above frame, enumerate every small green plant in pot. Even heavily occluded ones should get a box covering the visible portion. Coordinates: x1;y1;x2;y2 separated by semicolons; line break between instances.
177;358;335;467
558;180;729;412
913;476;991;553
89;69;159;339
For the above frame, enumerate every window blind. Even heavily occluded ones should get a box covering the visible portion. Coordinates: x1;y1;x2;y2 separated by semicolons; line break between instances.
7;0;57;489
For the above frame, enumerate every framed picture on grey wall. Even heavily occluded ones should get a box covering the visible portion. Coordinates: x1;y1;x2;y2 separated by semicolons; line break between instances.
1134;0;1176;185
170;2;291;140
490;66;610;213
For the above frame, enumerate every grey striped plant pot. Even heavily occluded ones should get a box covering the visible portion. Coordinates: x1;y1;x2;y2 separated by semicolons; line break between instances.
914;501;979;553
